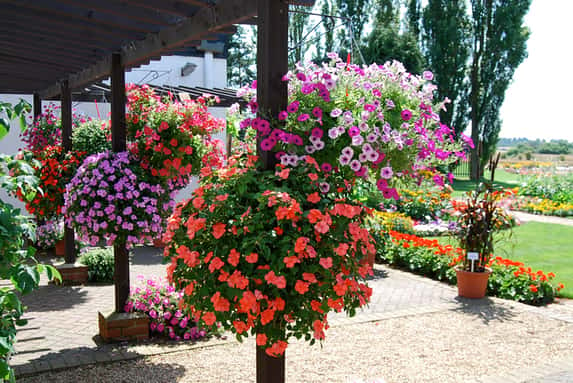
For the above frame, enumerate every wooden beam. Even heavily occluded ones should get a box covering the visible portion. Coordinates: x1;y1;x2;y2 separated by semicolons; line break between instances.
0;40;99;62
40;0;257;98
33;93;42;118
110;53;130;313
2;48;94;68
0;21;128;48
1;34;107;56
60;80;77;264
120;0;198;17
2;0;154;34
49;0;175;26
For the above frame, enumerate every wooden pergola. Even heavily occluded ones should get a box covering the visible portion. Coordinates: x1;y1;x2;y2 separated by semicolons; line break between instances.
1;1;313;381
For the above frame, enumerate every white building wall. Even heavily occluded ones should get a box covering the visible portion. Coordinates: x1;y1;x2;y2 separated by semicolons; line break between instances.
124;55;227;89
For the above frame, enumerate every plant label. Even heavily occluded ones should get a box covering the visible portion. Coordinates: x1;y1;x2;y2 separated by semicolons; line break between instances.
468;252;479;261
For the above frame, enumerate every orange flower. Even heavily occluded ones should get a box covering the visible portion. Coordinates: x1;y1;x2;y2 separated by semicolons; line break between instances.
277;168;290;179
208;257;224;272
211;292;230;312
246;252;258;263
311;300;324;313
313;320;325;340
202;311;216;325
212;223;226;239
215;193;229;201
228;248;240;266
192;196;205;209
283;256;300;268
294;237;309;254
239;291;257;313
334;243;349;256
184;282;194;296
307;192;321;204
295;280;310;294
256;333;267;346
303;272;317;283
260;309;275;325
265;340;288;357
274;227;283;235
227;270;249;289
319;257;333;269
529;285;538;293
233;320;248;334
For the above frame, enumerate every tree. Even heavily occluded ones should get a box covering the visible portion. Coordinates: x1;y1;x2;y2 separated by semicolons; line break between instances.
422;1;471;136
406;0;422;42
468;0;531;179
289;5;311;66
362;0;424;73
334;0;371;61
227;25;257;88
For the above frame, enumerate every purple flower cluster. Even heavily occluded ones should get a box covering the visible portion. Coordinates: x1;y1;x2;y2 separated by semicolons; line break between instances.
36;219;63;249
63;151;176;248
126;277;208;341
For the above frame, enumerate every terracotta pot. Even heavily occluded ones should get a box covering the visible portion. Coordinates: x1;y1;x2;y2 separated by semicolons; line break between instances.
456;268;491;299
54;239;65;256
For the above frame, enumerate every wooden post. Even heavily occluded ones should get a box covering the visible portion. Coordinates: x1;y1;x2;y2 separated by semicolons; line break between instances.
33;93;41;118
60;80;76;264
111;52;129;313
256;1;288;382
256;0;288;170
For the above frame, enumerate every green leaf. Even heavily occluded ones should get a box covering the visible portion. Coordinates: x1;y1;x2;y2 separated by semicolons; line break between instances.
0;120;8;140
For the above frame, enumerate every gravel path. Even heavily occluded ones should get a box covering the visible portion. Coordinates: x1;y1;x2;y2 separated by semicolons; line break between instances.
511;210;573;226
19;304;573;383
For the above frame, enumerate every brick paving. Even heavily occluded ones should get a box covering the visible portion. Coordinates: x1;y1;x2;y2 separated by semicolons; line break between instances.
10;247;573;382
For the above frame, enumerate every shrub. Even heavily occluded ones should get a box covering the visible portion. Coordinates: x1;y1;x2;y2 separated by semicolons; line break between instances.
383;230;562;305
72;120;111;154
125;277;209;341
79;247;114;283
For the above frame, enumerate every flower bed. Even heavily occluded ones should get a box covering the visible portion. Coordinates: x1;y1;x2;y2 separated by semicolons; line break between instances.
380;231;563;305
126;277;209;341
506;195;573;217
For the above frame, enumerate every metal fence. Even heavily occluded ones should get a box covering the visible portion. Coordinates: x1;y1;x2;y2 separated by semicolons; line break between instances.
452;159;471;179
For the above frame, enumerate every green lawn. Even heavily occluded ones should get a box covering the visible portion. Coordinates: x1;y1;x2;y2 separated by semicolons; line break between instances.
436;222;573;298
499;222;573;299
451;169;522;198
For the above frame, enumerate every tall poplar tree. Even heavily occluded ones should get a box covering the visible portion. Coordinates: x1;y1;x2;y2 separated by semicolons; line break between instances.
422;0;471;135
226;25;257;88
468;0;531;179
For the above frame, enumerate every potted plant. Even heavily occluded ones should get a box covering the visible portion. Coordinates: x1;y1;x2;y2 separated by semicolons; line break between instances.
453;182;514;298
36;219;64;255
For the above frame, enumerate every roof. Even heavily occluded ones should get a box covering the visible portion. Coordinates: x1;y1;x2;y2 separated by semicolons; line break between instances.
0;0;315;98
58;82;244;107
0;0;256;97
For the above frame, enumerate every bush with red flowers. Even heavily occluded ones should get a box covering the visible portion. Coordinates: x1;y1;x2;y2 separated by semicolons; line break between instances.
165;153;375;357
382;230;562;305
14;146;86;219
125;84;226;188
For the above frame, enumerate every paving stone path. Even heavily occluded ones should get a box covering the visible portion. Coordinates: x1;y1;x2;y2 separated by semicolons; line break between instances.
10;246;573;382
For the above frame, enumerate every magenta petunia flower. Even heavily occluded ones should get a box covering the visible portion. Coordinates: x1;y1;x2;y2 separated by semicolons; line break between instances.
312;107;323;119
260;138;276;151
348;126;360;137
311;127;323;138
278;111;288;121
321;162;332;172
287;101;300;114
297;113;310;122
401;109;413;121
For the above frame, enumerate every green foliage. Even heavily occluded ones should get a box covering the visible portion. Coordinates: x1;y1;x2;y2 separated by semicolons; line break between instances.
518;175;573;204
227;25;257;88
468;0;532;178
72;120;111;154
0;101;58;382
380;231;559;305
335;0;371;60
422;0;471;135
0;99;31;139
289;5;311;66
79;248;115;283
362;24;425;74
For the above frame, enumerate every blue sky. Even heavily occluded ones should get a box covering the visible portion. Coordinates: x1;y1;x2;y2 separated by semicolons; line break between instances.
499;0;573;141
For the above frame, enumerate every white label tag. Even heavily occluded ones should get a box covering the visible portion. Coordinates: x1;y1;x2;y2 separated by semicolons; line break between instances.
467;252;479;261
